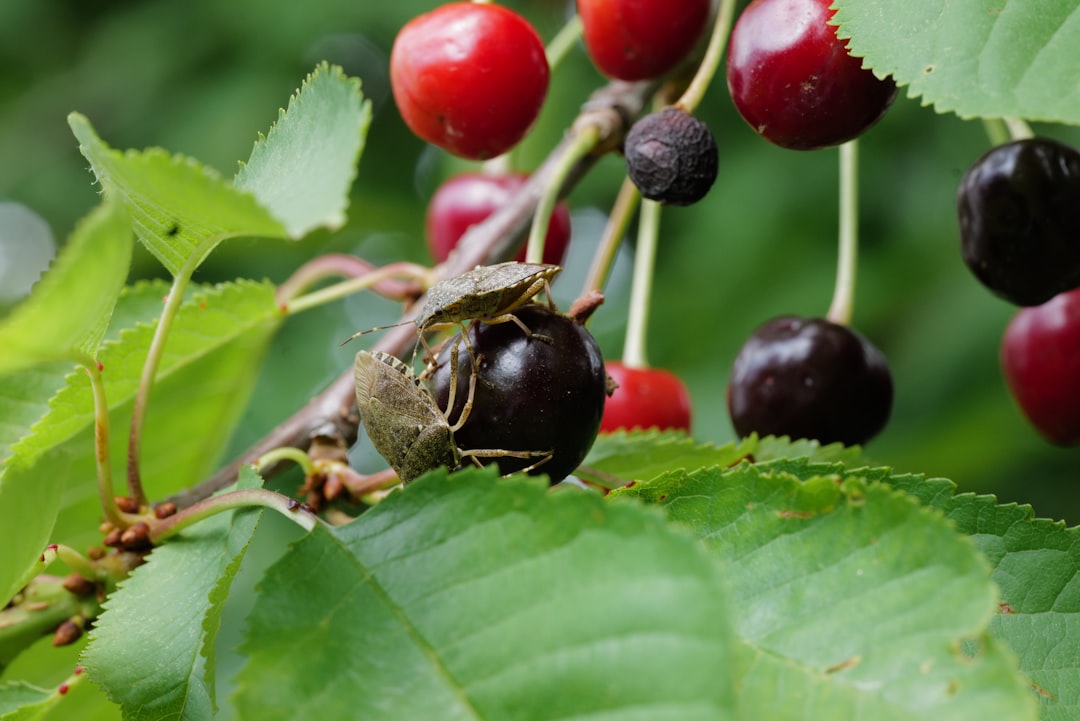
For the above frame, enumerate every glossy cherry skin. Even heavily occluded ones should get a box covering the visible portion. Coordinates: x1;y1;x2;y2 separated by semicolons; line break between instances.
600;361;692;432
726;0;897;150
577;0;710;81
390;3;549;160
428;304;608;482
727;316;893;446
426;172;571;265
958;138;1080;307
1001;288;1080;445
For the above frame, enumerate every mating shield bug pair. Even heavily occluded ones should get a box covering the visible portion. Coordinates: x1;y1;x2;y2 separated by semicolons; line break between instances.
351;262;562;481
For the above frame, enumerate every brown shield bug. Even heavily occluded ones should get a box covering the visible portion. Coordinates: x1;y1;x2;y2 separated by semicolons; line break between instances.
417;261;561;335
354;350;550;483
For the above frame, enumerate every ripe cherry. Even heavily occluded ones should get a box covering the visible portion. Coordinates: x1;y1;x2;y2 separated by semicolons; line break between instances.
726;0;897;150
577;0;710;81
727;316;893;446
389;3;550;160
958;138;1080;307
426;172;571;265
1001;288;1080;446
600;361;692;433
428;304;608;482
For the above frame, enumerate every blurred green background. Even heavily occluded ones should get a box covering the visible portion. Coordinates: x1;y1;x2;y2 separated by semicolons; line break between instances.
2;0;1078;525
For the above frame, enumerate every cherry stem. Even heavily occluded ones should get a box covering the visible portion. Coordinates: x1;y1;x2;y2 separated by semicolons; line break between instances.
1003;117;1035;141
53;545;101;581
980;118;1010;147
526;124;600;264
128;259;199;506
826;140;860;326
277;255;427;311
84;361;129;529
280;260;431;316
150;487;321;543
341;467;403;500
981;117;1035;146
582;176;641;295
545;13;583;70
55;666;88;699
254;446;316;477
622;198;662;368
675;0;738;113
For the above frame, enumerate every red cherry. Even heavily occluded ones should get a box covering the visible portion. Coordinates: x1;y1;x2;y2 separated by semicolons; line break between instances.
426;172;572;265
725;0;897;150
390;3;550;160
577;0;710;81
600;361;692;433
1001;288;1080;446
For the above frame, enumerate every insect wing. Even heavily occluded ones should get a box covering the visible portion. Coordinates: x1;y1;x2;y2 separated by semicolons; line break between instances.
419;262;561;330
354;351;458;482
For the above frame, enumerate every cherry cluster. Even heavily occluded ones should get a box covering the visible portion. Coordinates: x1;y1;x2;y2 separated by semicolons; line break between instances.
379;0;1076;483
723;0;897;447
385;0;714;474
958;137;1080;445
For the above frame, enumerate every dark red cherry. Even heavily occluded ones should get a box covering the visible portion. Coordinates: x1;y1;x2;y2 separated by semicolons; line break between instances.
1001;287;1080;445
577;0;710;81
600;361;692;432
390;3;550;160
725;0;897;150
428;304;608;482
727;316;893;446
958;137;1080;307
426;172;571;265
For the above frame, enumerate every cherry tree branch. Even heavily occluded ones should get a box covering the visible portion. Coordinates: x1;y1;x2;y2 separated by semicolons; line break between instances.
167;78;654;510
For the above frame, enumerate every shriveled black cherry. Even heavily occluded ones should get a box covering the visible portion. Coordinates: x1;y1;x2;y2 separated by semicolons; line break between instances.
958;137;1080;306
624;107;718;206
428;304;607;482
727;316;893;446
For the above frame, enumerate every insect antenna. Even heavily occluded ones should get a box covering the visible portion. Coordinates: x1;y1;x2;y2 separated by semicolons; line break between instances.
339;318;415;347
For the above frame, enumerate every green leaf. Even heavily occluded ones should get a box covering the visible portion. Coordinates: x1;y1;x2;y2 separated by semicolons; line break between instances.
0;202;132;374
885;474;1080;719
82;467;264;721
233;468;735;720
617;462;1038;721
0;281;281;602
0;362;70;469
751;434;867;466
68;114;285;276
69;63;370;277
0;681;51;713
580;432;863;490
6;279;280;486
833;0;1080;124
234;62;371;237
580;430;755;488
0;450;71;606
0;681;54;721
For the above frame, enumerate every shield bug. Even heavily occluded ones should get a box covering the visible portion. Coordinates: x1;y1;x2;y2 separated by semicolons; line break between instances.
418;261;561;419
342;262;560;347
354;350;550;483
355;350;459;483
418;261;561;335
